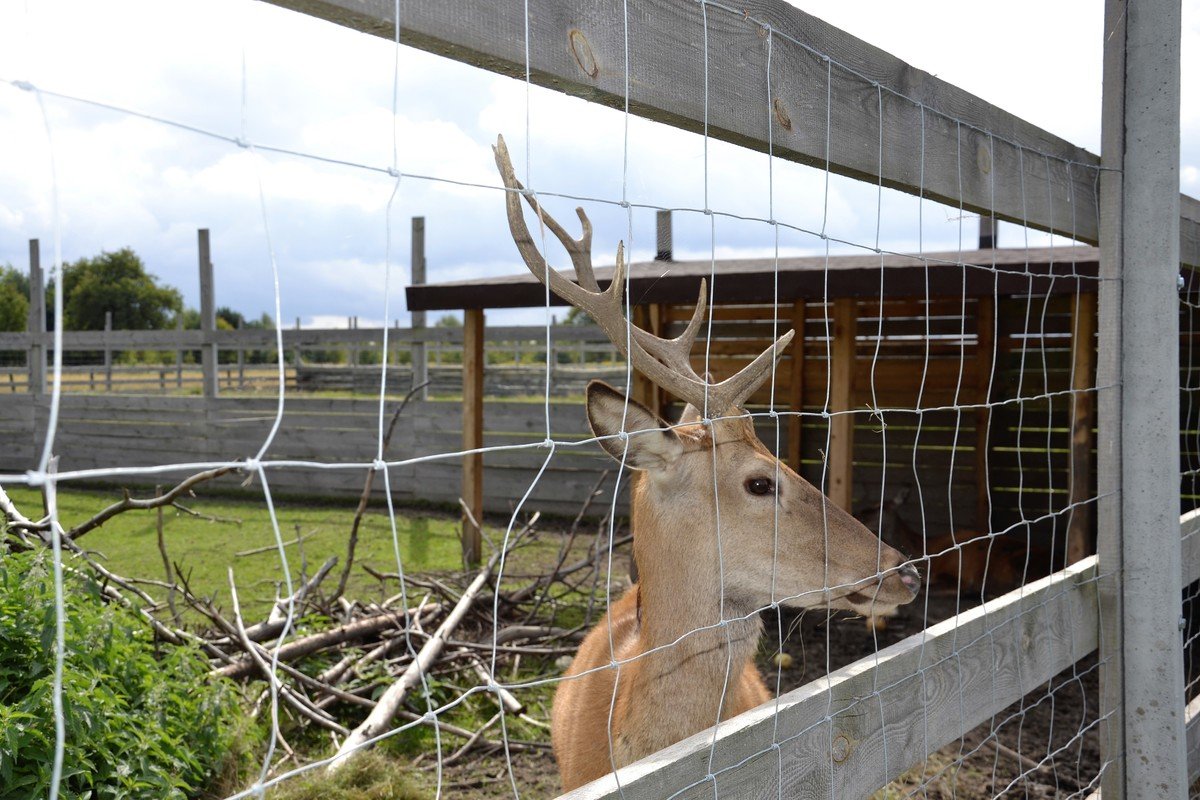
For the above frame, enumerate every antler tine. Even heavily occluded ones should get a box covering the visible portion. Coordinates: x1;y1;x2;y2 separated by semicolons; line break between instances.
494;133;794;418
629;278;707;374
518;198;598;292
494;135;600;292
628;279;794;415
553;208;598;292
707;329;795;412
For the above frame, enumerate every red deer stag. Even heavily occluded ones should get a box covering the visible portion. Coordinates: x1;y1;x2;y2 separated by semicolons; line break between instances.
493;135;921;792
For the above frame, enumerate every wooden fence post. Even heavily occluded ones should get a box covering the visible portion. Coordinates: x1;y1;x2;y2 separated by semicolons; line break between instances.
198;229;218;399
1066;292;1096;563
293;317;303;387
1099;1;1185;797
236;318;245;391
27;240;44;397
174;316;183;391
461;309;485;567
104;311;114;392
412;217;428;400
828;298;856;511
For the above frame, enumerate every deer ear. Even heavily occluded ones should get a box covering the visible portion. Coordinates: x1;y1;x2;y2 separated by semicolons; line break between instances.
678;403;703;425
586;381;682;470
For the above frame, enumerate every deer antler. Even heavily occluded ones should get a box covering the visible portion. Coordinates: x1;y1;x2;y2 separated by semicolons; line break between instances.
493;134;794;416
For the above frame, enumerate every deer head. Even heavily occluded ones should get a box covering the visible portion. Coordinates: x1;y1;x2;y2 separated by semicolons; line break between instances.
493;134;919;620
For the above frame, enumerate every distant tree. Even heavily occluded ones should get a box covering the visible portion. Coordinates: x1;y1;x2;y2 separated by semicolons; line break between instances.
245;312;274;330
435;314;461;328
178;307;270;331
63;249;182;330
177;308;201;330
0;265;29;332
216;306;245;330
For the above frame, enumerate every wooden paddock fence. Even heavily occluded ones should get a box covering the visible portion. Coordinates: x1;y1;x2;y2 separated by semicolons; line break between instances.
251;0;1196;797
2;0;1197;796
0;312;1098;543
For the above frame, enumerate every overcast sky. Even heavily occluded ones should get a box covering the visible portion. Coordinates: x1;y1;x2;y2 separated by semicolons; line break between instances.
0;0;1196;327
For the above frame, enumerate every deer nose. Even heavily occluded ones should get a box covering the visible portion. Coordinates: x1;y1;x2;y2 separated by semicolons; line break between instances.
898;564;922;597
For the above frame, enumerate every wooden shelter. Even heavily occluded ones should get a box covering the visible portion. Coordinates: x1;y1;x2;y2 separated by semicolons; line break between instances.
407;235;1099;567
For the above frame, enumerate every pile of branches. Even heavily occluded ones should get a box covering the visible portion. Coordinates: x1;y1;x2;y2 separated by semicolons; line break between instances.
0;455;625;774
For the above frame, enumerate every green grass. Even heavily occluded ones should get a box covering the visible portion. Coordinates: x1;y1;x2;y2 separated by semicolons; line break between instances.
4;485;470;620
259;751;429;800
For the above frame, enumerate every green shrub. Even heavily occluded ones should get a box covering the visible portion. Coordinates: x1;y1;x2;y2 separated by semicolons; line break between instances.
0;549;240;799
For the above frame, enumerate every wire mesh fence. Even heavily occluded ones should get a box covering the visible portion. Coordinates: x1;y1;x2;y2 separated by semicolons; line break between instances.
0;1;1194;798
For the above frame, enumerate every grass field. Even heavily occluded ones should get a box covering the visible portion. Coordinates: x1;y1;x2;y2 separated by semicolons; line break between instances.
4;484;488;620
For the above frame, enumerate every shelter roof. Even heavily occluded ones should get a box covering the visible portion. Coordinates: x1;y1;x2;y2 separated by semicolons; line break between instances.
406;246;1099;311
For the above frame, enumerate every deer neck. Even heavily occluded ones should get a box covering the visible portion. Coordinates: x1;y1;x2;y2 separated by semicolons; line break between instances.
619;478;763;742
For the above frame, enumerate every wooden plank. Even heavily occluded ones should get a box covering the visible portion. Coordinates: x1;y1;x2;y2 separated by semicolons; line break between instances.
265;0;1113;256
411;216;429;399
462;309;485;567
828;298;855;510
1067;292;1097;562
1181;510;1200;587
559;555;1100;800
1186;694;1200;784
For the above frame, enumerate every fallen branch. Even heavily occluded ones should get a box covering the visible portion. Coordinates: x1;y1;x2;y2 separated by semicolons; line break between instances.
227;568;349;736
68;467;233;541
238;555;338;642
171;502;242;525
234;529;311;558
329;549;502;771
213;601;437;680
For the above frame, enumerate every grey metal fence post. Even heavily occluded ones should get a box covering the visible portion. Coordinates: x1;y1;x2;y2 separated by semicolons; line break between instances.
1099;1;1185;797
27;240;44;396
411;216;428;400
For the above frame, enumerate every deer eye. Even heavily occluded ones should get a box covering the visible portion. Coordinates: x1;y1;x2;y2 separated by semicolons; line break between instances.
745;477;774;496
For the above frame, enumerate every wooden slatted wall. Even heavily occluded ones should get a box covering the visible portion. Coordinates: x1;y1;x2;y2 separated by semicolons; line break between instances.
661;294;1096;551
3;394;612;518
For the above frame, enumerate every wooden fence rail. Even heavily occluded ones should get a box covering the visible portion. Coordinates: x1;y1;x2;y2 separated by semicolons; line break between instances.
562;508;1200;799
0;324;624;396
